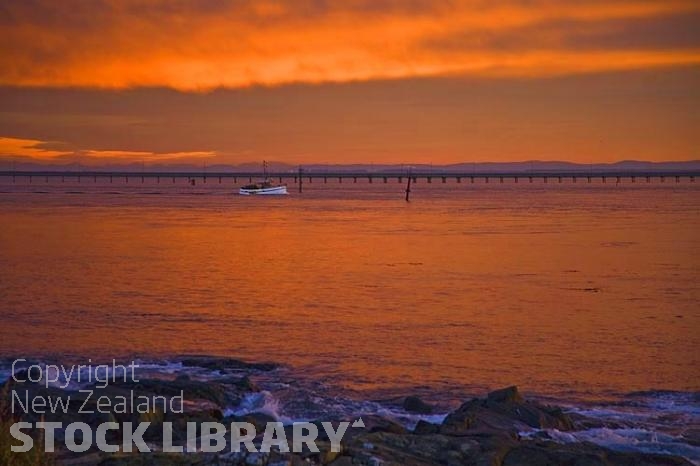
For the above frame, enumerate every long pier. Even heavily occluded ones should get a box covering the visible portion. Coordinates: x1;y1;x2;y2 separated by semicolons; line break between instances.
1;169;697;186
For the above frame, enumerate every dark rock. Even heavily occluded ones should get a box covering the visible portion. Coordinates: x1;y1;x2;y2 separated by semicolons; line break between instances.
345;429;693;466
502;441;694;466
487;385;524;404
111;377;231;407
179;356;277;372
403;395;433;414
413;420;440;435
219;375;259;392
682;428;700;447
441;386;574;436
240;411;277;432
164;408;225;442
174;374;191;382
328;457;354;466
361;415;409;435
97;452;204;465
569;411;625;430
347;431;482;465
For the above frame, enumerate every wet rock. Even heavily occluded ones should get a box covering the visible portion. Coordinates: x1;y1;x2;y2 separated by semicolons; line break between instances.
347;431;481;466
501;441;694;466
413;420;440;435
403;396;433;414
441;386;574;435
174;374;191;382
487;385;523;404
111;377;231;407
97;452;205;465
179;356;277;372
244;452;266;465
682;428;700;447
239;411;277;432
361;415;408;435
219;375;260;392
569;411;625;430
328;457;354;466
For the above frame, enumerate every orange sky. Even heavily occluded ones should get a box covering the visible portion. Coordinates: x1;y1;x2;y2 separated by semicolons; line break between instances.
0;0;699;164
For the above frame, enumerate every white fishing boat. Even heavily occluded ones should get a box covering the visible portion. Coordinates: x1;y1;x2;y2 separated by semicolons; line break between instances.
239;181;288;195
238;161;288;195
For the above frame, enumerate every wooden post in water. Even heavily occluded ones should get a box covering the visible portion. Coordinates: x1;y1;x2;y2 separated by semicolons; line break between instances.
405;170;412;202
298;166;303;193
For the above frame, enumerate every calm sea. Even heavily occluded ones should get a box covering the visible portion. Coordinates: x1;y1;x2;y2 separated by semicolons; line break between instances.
1;176;698;459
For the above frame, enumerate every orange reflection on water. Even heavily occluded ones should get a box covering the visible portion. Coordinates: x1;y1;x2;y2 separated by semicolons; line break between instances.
0;180;698;399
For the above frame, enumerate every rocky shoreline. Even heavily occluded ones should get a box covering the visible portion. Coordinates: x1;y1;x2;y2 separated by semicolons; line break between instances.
1;357;695;466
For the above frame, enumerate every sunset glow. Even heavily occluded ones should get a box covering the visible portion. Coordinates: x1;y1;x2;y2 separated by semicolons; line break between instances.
1;3;699;464
0;0;698;164
2;0;699;89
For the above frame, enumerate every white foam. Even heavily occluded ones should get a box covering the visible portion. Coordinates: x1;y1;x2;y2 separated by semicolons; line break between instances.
224;391;296;424
521;427;700;465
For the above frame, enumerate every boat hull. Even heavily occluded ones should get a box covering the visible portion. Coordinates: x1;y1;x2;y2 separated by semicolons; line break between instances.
239;185;288;195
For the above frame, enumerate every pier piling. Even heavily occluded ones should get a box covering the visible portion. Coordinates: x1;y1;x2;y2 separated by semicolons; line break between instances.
405;172;412;202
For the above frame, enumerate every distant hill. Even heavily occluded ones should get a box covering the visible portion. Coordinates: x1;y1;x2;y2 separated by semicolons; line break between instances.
3;160;700;173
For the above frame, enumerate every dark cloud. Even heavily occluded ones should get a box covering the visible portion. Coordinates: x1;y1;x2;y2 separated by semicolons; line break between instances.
1;67;698;163
425;11;700;53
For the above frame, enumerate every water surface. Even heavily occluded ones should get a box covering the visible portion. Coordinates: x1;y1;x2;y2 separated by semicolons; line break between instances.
1;177;698;399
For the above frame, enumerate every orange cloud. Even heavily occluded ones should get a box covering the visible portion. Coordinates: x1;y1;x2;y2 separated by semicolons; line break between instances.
80;150;216;161
0;137;68;159
1;0;699;90
0;137;215;162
